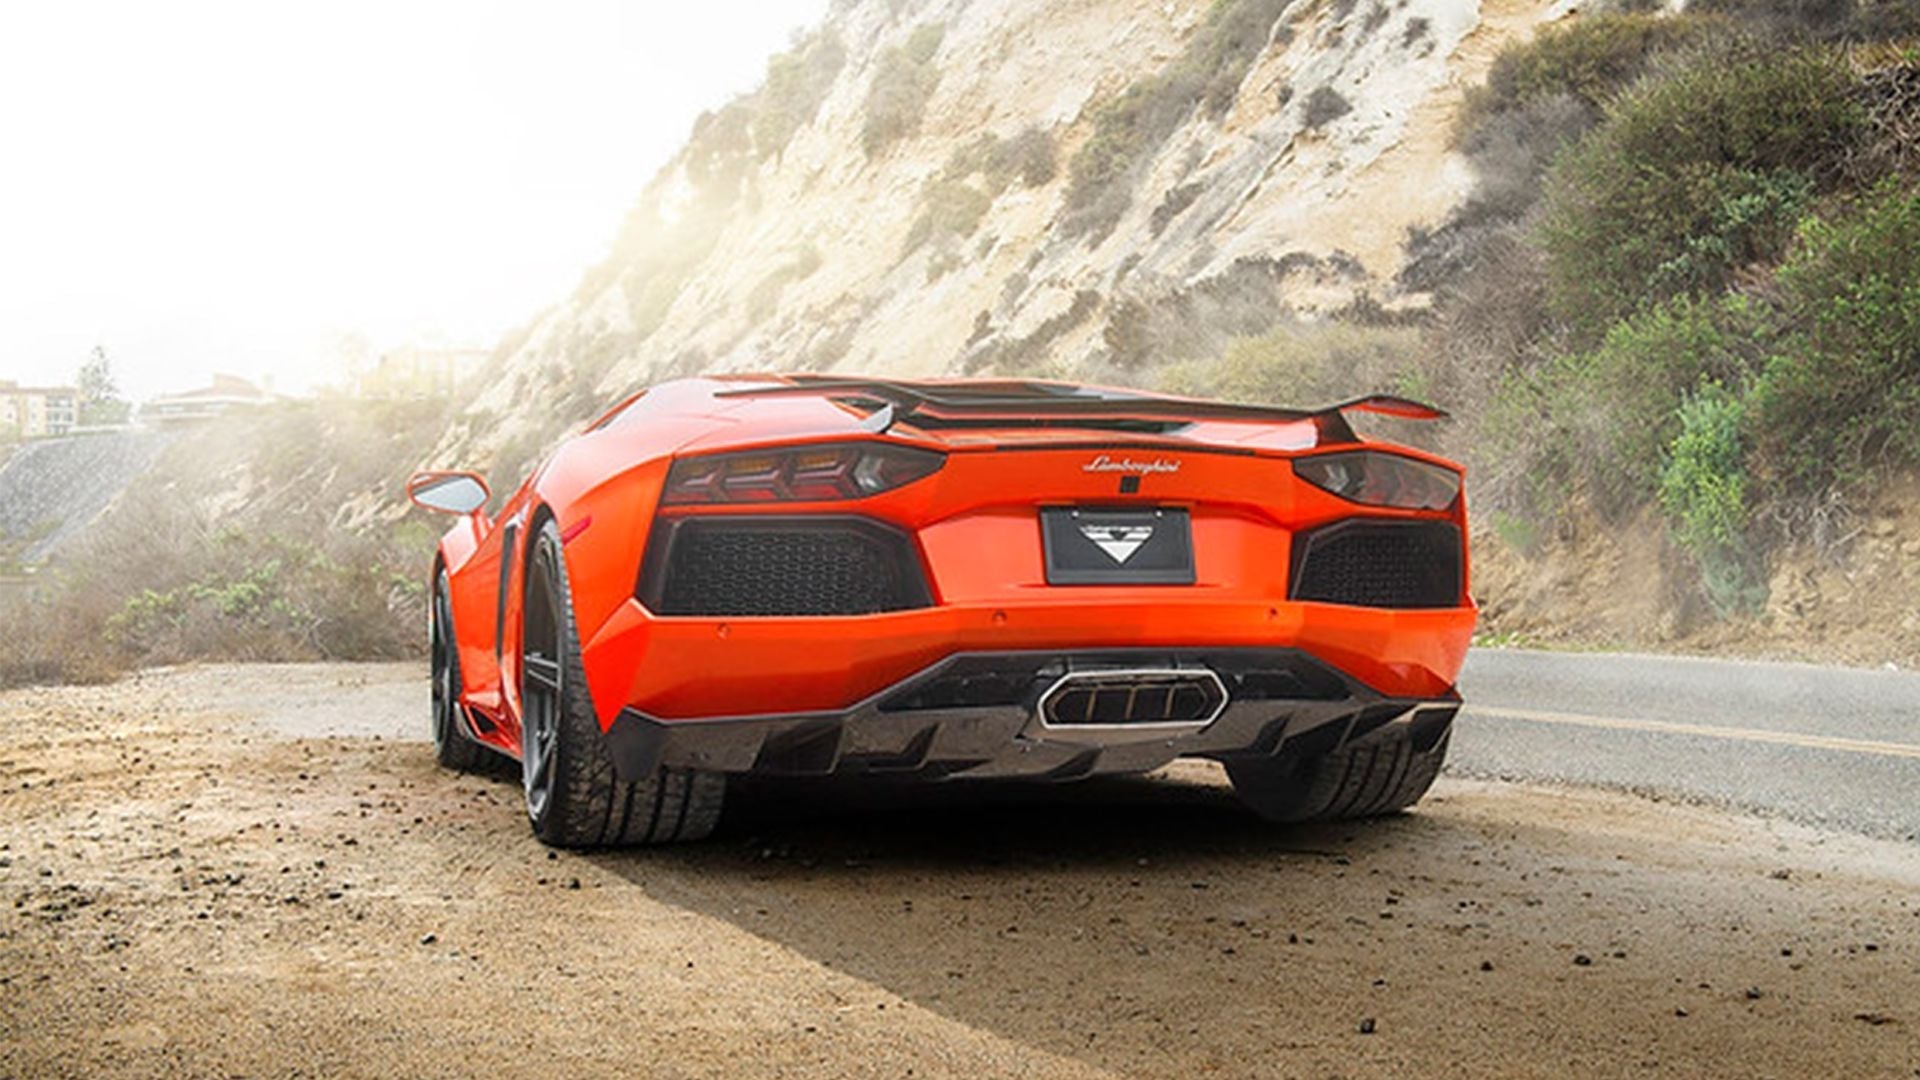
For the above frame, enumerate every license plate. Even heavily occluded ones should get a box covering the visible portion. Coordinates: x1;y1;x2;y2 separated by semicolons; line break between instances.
1041;507;1195;585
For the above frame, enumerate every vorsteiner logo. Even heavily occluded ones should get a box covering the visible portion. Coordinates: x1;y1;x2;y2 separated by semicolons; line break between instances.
1082;455;1181;475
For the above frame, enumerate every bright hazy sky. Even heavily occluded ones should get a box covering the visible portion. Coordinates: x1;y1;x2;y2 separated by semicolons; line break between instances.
0;0;828;401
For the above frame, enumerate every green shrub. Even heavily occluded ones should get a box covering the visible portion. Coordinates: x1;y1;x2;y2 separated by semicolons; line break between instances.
862;23;945;156
1538;45;1861;335
1691;0;1920;40
752;32;847;159
902;177;993;254
1156;322;1422;407
944;128;1057;190
1644;170;1813;296
103;530;422;664
1750;179;1920;497
1493;294;1768;510
1061;0;1294;240
1454;92;1592;224
1302;87;1351;129
1460;14;1721;132
1659;381;1764;614
1001;127;1058;187
901;129;1056;255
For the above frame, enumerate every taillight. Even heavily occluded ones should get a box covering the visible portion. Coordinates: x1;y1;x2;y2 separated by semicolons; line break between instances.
1293;451;1460;511
662;443;945;505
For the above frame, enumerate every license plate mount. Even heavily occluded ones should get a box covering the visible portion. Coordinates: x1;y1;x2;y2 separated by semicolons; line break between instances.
1041;507;1195;586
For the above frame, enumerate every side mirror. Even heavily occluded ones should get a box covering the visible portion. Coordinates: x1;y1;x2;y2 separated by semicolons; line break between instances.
407;470;490;516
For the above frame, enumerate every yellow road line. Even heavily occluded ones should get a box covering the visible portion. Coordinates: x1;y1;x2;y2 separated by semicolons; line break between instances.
1466;704;1920;762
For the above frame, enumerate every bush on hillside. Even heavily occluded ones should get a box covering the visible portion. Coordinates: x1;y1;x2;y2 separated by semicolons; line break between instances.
903;177;993;254
1538;45;1861;335
861;23;945;156
1750;179;1920;499
1156;322;1423;409
105;528;426;665
753;32;848;160
1691;0;1920;41
0;498;433;687
1454;92;1591;225
1460;14;1722;132
1496;294;1767;512
901;128;1057;255
1660;382;1764;615
1301;87;1351;129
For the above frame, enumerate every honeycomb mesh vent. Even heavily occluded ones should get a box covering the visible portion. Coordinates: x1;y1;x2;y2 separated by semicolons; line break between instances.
653;521;926;616
1291;520;1462;609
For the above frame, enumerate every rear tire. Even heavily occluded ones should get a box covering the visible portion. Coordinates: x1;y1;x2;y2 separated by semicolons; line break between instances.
431;571;489;773
1226;727;1450;823
519;521;726;848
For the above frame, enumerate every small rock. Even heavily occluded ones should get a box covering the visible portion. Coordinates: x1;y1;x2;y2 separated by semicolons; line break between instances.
1745;987;1763;1001
1674;1008;1688;1018
1480;960;1495;972
1853;1012;1894;1026
1358;1018;1377;1035
1573;954;1593;967
420;933;437;946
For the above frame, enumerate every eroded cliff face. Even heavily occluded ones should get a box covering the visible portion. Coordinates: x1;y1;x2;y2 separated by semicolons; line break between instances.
441;0;1573;469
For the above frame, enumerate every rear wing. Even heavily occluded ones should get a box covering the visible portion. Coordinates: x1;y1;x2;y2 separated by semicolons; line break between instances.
714;377;1446;441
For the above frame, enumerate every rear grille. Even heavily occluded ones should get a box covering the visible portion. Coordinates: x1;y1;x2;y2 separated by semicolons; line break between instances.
1290;519;1463;609
643;517;931;617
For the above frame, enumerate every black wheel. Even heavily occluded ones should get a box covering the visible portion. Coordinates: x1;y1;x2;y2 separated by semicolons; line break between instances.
431;571;489;772
519;520;726;847
1226;726;1451;824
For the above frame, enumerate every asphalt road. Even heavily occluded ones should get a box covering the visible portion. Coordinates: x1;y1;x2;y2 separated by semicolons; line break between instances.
1453;648;1920;841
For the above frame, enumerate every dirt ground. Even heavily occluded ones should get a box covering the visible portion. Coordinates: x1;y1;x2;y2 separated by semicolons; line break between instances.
2;664;1918;1079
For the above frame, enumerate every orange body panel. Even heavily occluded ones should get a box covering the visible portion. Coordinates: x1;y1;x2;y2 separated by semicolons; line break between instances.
433;376;1477;761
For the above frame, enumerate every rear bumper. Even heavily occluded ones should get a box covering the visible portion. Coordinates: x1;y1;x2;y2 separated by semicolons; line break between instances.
601;646;1460;783
580;596;1474;729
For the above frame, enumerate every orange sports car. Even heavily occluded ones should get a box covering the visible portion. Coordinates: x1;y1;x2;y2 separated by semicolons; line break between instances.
408;375;1475;847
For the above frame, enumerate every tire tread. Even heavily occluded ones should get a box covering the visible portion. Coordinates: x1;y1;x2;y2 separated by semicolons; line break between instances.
1228;726;1450;824
525;523;725;848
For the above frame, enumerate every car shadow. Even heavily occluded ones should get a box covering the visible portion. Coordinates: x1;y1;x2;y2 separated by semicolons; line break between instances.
584;768;1465;1075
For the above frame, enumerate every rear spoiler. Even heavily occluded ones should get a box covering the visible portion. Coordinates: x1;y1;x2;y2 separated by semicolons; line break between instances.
714;378;1446;437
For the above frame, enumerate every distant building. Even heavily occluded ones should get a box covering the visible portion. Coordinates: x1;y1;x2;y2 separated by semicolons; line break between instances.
0;381;79;438
142;374;273;424
352;344;486;399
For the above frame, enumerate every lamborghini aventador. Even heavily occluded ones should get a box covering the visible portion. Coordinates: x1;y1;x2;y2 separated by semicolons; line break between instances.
407;375;1475;847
